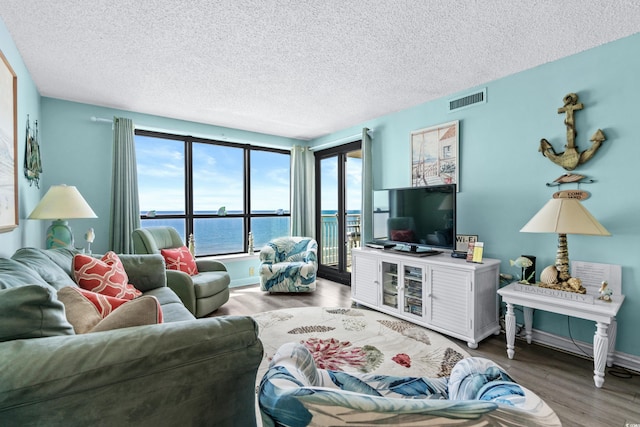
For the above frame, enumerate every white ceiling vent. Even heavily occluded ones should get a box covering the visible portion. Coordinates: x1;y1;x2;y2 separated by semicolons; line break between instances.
448;88;487;112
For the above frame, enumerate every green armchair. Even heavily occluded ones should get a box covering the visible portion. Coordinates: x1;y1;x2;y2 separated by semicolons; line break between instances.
132;227;230;317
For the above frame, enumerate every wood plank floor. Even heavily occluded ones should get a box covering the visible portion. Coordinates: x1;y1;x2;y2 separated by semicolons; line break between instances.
211;278;640;427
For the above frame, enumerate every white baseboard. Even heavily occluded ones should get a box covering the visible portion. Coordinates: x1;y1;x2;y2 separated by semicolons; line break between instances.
230;278;259;288
526;328;640;374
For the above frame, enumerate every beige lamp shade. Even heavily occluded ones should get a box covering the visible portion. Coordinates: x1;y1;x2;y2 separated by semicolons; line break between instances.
520;197;610;236
28;185;98;220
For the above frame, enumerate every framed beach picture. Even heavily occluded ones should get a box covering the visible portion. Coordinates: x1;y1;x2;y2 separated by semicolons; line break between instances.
411;120;459;190
0;50;18;232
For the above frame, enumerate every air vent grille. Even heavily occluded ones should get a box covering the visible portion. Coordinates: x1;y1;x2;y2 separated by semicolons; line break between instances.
449;88;487;112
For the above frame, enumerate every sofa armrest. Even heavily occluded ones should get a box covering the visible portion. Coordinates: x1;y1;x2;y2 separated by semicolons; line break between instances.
195;258;228;272
165;270;197;315
118;254;167;292
0;316;263;426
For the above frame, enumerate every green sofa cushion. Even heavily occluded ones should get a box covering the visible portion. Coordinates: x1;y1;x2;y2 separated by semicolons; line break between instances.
12;248;77;290
40;247;78;276
0;258;50;290
0;285;75;342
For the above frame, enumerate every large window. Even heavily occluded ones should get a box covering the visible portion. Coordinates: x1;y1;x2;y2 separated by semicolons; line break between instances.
135;131;290;256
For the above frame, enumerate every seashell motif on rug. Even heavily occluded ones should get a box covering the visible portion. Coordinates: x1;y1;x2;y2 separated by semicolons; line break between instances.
253;306;469;385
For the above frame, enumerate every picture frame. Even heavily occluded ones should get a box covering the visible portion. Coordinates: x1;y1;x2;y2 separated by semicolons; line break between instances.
0;50;18;232
456;234;478;252
411;120;459;189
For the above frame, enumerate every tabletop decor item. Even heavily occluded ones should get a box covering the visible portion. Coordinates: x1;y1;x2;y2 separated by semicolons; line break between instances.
510;256;535;284
28;184;98;248
520;196;610;294
84;228;95;255
188;233;195;256
598;281;613;302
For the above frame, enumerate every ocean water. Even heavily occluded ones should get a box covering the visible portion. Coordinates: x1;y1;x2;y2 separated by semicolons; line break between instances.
141;213;289;255
140;210;359;256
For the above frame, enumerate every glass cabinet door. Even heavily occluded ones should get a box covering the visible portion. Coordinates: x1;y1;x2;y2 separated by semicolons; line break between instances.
381;261;399;310
403;265;424;317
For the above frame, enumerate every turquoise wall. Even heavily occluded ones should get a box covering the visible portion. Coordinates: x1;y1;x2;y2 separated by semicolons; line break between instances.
311;33;640;357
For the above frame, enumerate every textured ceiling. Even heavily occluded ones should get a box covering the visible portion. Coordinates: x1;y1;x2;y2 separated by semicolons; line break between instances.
1;1;639;140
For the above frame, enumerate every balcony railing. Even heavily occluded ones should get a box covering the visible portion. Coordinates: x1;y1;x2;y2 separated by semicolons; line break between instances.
320;213;360;267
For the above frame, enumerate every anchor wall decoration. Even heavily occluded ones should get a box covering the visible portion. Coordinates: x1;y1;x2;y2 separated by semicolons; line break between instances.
539;93;606;171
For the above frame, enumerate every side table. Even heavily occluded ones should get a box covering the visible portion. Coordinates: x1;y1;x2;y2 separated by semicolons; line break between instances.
497;282;624;388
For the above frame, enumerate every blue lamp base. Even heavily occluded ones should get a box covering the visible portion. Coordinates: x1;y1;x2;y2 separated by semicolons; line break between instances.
46;219;74;249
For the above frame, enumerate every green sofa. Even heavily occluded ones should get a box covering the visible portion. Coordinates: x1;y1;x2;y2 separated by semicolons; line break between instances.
0;247;263;426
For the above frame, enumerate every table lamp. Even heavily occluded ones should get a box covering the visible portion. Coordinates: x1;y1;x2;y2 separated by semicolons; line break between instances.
520;197;610;284
28;184;98;249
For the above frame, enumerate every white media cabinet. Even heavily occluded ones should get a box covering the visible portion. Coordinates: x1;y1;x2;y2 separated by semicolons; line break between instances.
351;247;501;348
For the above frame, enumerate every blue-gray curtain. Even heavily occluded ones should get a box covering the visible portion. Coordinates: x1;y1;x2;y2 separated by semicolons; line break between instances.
290;145;315;237
361;128;373;244
109;117;140;253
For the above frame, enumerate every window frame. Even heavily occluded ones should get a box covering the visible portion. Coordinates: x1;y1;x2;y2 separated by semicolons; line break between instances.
135;129;291;256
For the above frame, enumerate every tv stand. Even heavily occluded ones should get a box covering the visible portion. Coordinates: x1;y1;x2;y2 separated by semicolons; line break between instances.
351;247;501;348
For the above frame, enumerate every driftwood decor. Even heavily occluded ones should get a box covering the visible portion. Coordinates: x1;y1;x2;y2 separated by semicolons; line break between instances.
539;93;606;171
546;173;592;199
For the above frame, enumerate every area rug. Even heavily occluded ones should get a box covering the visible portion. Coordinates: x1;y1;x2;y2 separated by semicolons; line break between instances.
253;306;470;383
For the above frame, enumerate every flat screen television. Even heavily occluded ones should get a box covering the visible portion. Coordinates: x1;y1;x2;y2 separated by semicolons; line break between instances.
372;184;456;255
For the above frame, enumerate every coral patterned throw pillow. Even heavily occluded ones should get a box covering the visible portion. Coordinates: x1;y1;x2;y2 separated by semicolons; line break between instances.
161;246;199;276
73;251;142;300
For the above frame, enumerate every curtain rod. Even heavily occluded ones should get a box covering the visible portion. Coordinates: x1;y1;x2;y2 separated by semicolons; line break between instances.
90;116;290;150
90;116;113;124
309;129;374;152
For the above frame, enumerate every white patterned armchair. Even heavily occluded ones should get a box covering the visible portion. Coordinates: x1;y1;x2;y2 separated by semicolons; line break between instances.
259;342;561;426
259;237;318;293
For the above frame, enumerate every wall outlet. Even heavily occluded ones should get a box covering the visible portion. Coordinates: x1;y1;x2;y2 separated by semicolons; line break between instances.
249;267;255;276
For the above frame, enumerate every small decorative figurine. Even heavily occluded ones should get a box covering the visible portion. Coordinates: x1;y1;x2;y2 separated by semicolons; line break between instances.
248;232;254;255
188;233;195;256
84;228;95;255
540;265;559;285
598;281;613;302
510;256;534;284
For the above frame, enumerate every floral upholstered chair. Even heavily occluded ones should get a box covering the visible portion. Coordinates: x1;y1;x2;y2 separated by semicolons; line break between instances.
259;237;318;293
259;342;561;426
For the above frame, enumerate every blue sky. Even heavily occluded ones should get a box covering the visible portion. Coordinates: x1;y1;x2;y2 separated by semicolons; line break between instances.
319;154;362;212
135;135;289;213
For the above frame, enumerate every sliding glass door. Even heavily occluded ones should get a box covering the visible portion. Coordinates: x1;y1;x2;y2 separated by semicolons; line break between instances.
315;141;362;285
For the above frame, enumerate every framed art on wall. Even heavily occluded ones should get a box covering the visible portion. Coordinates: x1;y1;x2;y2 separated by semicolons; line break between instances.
411;120;459;189
0;50;18;232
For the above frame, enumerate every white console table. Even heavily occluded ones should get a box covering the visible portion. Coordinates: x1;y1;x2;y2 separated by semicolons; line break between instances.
498;282;624;388
352;247;501;349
